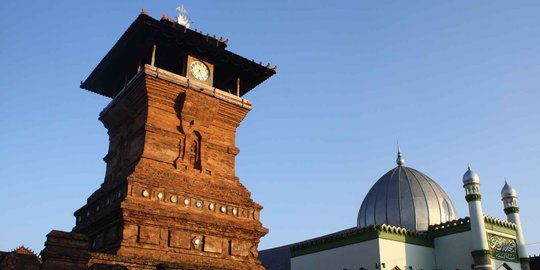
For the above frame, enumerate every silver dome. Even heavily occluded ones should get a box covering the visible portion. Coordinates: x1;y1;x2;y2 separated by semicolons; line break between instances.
357;157;457;232
462;165;480;185
501;181;517;198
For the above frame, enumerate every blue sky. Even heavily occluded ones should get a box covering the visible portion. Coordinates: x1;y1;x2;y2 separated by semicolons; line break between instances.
1;1;540;256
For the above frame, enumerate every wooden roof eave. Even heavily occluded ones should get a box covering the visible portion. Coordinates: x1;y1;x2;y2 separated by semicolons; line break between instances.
81;13;276;98
80;14;150;98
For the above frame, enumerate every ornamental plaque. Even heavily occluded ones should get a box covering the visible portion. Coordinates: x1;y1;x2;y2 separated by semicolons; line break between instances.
487;233;518;261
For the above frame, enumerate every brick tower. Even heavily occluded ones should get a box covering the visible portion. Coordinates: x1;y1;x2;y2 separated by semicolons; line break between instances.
69;11;275;269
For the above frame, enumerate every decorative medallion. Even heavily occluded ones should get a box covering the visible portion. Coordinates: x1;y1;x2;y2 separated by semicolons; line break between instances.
170;195;178;203
192;237;202;246
184;198;191;206
232;208;238;216
209;203;215;211
220;206;227;213
142;190;150;198
157;192;164;200
196;201;203;208
487;233;518;261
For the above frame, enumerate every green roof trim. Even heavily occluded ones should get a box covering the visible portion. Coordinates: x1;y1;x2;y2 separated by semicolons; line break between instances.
290;216;517;258
379;229;433;247
484;216;517;236
291;225;433;257
427;216;517;237
428;217;471;237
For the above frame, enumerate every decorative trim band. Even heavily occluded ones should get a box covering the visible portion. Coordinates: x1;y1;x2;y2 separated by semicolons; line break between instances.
504;207;519;214
471;249;491;258
466;194;482;202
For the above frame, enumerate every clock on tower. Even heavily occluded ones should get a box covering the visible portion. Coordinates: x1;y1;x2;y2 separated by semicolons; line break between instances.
187;55;214;85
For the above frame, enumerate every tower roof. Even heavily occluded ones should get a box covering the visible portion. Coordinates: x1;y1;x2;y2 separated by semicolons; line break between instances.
501;180;518;198
462;164;480;185
358;152;457;232
81;13;276;98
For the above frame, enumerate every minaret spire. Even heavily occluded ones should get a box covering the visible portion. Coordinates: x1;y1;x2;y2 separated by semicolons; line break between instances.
396;143;405;166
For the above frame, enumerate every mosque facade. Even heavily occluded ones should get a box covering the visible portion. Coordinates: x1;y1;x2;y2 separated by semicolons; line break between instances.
260;150;531;270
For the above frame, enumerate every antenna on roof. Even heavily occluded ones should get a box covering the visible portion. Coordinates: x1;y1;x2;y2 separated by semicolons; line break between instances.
176;5;192;28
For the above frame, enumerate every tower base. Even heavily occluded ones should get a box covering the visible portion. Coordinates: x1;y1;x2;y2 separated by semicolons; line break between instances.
40;230;265;270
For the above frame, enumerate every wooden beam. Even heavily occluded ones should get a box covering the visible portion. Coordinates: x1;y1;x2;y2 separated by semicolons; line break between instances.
150;43;157;66
236;77;241;97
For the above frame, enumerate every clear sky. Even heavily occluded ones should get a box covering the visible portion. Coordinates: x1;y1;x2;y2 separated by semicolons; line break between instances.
1;0;540;256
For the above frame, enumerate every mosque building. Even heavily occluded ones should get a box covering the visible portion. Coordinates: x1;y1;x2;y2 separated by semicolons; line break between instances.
260;149;531;270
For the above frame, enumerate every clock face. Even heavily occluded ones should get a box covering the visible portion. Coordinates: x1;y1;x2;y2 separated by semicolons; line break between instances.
190;60;210;81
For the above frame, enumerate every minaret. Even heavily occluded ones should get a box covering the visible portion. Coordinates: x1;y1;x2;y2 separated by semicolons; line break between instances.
462;165;492;270
501;181;530;270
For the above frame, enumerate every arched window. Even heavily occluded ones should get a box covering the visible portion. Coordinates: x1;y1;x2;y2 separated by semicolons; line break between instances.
189;131;202;170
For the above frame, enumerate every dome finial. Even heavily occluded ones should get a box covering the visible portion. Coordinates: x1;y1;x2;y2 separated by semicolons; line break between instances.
463;163;480;184
396;143;405;166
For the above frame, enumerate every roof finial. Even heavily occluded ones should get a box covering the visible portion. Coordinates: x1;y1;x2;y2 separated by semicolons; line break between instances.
396;143;405;166
176;5;191;28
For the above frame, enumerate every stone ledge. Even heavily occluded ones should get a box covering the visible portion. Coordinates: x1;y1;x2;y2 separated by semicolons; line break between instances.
100;65;253;119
